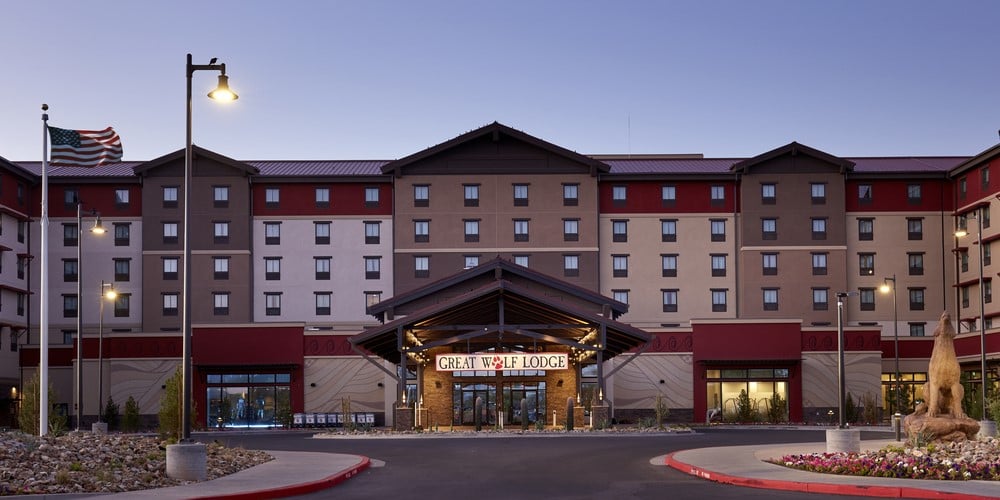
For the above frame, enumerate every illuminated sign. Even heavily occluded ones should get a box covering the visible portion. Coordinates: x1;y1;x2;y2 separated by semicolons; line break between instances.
435;353;569;372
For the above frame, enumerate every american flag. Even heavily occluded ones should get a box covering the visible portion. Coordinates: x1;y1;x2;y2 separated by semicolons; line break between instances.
48;126;123;167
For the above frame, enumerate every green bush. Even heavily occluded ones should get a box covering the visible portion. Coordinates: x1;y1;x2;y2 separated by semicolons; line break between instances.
735;390;756;423
767;392;787;423
654;394;670;429
157;365;198;440
17;371;65;436
103;396;120;430
123;396;141;432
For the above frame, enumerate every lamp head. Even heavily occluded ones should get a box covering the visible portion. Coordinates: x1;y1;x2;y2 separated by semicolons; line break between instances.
208;74;238;101
103;283;117;300
90;215;105;235
955;228;969;238
879;283;891;294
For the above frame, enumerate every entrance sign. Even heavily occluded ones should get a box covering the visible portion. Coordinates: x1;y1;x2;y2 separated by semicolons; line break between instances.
436;353;569;372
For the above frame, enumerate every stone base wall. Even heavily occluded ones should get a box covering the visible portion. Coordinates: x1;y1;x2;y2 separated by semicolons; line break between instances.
394;407;414;431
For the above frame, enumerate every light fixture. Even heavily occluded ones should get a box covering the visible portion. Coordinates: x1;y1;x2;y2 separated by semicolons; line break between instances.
208;75;238;101
91;215;105;234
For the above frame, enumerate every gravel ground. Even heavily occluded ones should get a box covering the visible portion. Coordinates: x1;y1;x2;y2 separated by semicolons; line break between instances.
0;431;271;496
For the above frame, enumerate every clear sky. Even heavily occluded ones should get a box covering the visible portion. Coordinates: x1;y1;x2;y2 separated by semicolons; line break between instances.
2;1;1000;162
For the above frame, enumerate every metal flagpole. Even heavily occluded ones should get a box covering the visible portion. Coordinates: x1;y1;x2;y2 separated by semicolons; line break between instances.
40;104;50;436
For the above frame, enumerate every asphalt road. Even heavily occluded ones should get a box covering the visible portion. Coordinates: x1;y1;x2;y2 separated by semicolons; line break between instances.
215;428;890;500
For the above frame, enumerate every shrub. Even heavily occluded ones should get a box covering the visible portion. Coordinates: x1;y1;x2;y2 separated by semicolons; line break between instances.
17;371;65;436
654;394;670;429
767;392;788;423
158;365;197;440
103;396;120;430
735;389;756;423
123;396;141;432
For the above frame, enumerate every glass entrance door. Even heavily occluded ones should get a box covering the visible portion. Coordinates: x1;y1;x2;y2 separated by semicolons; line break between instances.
503;382;546;425
453;383;496;425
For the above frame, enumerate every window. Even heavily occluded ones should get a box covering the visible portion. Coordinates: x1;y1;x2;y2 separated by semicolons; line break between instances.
63;294;78;318
959;177;967;200
463;185;478;207
365;256;381;279
64;187;78;208
365;187;380;207
114;223;130;246
414;256;430;278
662;289;678;312
16;256;26;280
563;254;579;277
450;220;473;244
858;184;873;204
264;188;280;208
365;291;382;309
762;253;777;275
414;185;430;207
162;257;178;280
562;219;578;242
315;187;330;208
859;253;875;276
561;183;579;206
907;184;922;205
711;254;726;277
17;220;25;243
661;219;677;242
414;220;429;243
16;293;24;317
213;186;229;208
612;220;628;242
908;288;925;311
987;281;994;304
762;218;777;240
811;183;826;204
908;253;924;275
761;183;776;204
859;287;876;311
315;257;331;280
114;293;129;318
909;323;926;337
464;255;480;269
63;223;78;247
162;293;178;316
662;254;678;277
214;257;229;280
710;219;725;242
514;219;529;242
662;185;676;207
163;222;178;244
214;221;230;244
858;218;873;241
763;288;778;311
811;218;827;240
264;222;281;245
710;185;725;205
986;209;993;229
961;250;969;273
812;288;829;310
265;293;281;316
513;184;529;206
315;222;331;244
612;185;627;205
315;292;331;315
962;286;971;308
514;255;529;267
365;221;381;244
986;242;993;266
907;218;923;240
213;293;229;316
114;258;130;281
265;257;281;280
612;255;628;278
115;188;129;208
612;290;629;304
16;184;23;207
812;252;828;275
711;289;727;312
983;166;991;190
63;259;78;282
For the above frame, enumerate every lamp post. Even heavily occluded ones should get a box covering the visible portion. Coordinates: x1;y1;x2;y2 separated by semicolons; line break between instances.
96;281;115;425
836;291;858;429
880;274;901;440
956;207;996;436
74;202;104;431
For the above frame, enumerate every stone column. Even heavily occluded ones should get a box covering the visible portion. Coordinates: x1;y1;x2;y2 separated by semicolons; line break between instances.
394;406;414;432
591;404;609;428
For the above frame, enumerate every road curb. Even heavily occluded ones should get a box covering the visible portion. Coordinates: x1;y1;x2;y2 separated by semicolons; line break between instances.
192;455;371;500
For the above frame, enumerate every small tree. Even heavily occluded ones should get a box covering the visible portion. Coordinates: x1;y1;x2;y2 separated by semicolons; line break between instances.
158;365;197;441
122;396;141;433
766;392;787;423
844;392;860;424
103;396;121;431
735;389;755;423
17;371;65;436
654;394;670;429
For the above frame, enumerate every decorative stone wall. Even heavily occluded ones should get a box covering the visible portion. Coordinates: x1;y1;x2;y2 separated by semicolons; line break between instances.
394;406;413;431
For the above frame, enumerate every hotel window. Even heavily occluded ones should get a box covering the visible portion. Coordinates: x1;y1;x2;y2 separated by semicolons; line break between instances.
113;258;130;282
762;218;777;240
908;253;924;275
114;223;130;246
812;252;828;275
265;187;280;207
858;218;873;241
762;253;777;275
907;218;923;240
514;255;529;267
365;187;380;207
17;256;26;280
163;293;178;316
710;219;726;242
710;185;725;205
414;256;430;278
414;185;430;207
812;288;829;310
163;222;178;244
64;187;78;208
612;254;628;278
907;183;922;205
163;186;179;207
908;287;925;311
763;288;778;311
909;323;926;337
364;221;381;244
315;187;330;208
265;257;281;280
959;177;967;200
661;219;677;242
662;185;676;207
661;254;678;277
63;259;78;282
962;286;971;308
365;291;382;308
987;281;994;304
513;184;529;206
859;253;875;276
811;218;827;240
662;289;678;312
264;222;281;245
564;254;579;277
63;294;78;318
464;255;480;269
514;219;529;242
612;290;629;304
16;183;23;207
414;220;429;243
562;219;578;242
464;219;480;242
563;184;579;206
315;257;331;280
761;183;776;204
265;293;282;316
860;288;876;311
463;184;478;207
711;289;727;312
213;293;230;316
16;293;24;317
986;209;993;229
64;223;78;247
365;256;381;279
811;183;826;204
17;220;25;243
315;222;331;244
162;257;178;280
983;166;991;190
612;185;627;205
114;294;130;318
315;292;332;316
214;257;230;280
213;185;229;208
213;221;230;244
986;242;993;266
858;184;873;204
612;220;628;242
711;254;726;277
115;188;130;208
961;250;969;273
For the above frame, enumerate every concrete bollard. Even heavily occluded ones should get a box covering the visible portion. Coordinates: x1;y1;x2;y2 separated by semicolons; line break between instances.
166;442;207;481
825;428;860;453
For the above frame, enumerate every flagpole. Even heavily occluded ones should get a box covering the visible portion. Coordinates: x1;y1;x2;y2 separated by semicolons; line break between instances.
40;104;50;436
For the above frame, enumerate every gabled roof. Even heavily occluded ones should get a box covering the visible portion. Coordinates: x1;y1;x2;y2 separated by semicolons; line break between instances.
948;142;1000;178
380;121;609;176
731;141;855;174
132;145;259;176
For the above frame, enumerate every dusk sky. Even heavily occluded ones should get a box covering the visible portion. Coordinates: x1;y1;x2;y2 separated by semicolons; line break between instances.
3;1;1000;162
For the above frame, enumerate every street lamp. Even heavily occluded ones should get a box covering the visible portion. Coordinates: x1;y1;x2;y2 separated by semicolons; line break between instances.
74;202;104;431
880;274;901;440
96;281;115;424
836;291;858;429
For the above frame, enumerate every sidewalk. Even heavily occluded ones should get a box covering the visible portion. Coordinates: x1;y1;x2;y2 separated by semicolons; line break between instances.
664;440;1000;499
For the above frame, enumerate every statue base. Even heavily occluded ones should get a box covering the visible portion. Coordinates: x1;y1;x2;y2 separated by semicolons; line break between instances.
903;414;980;442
